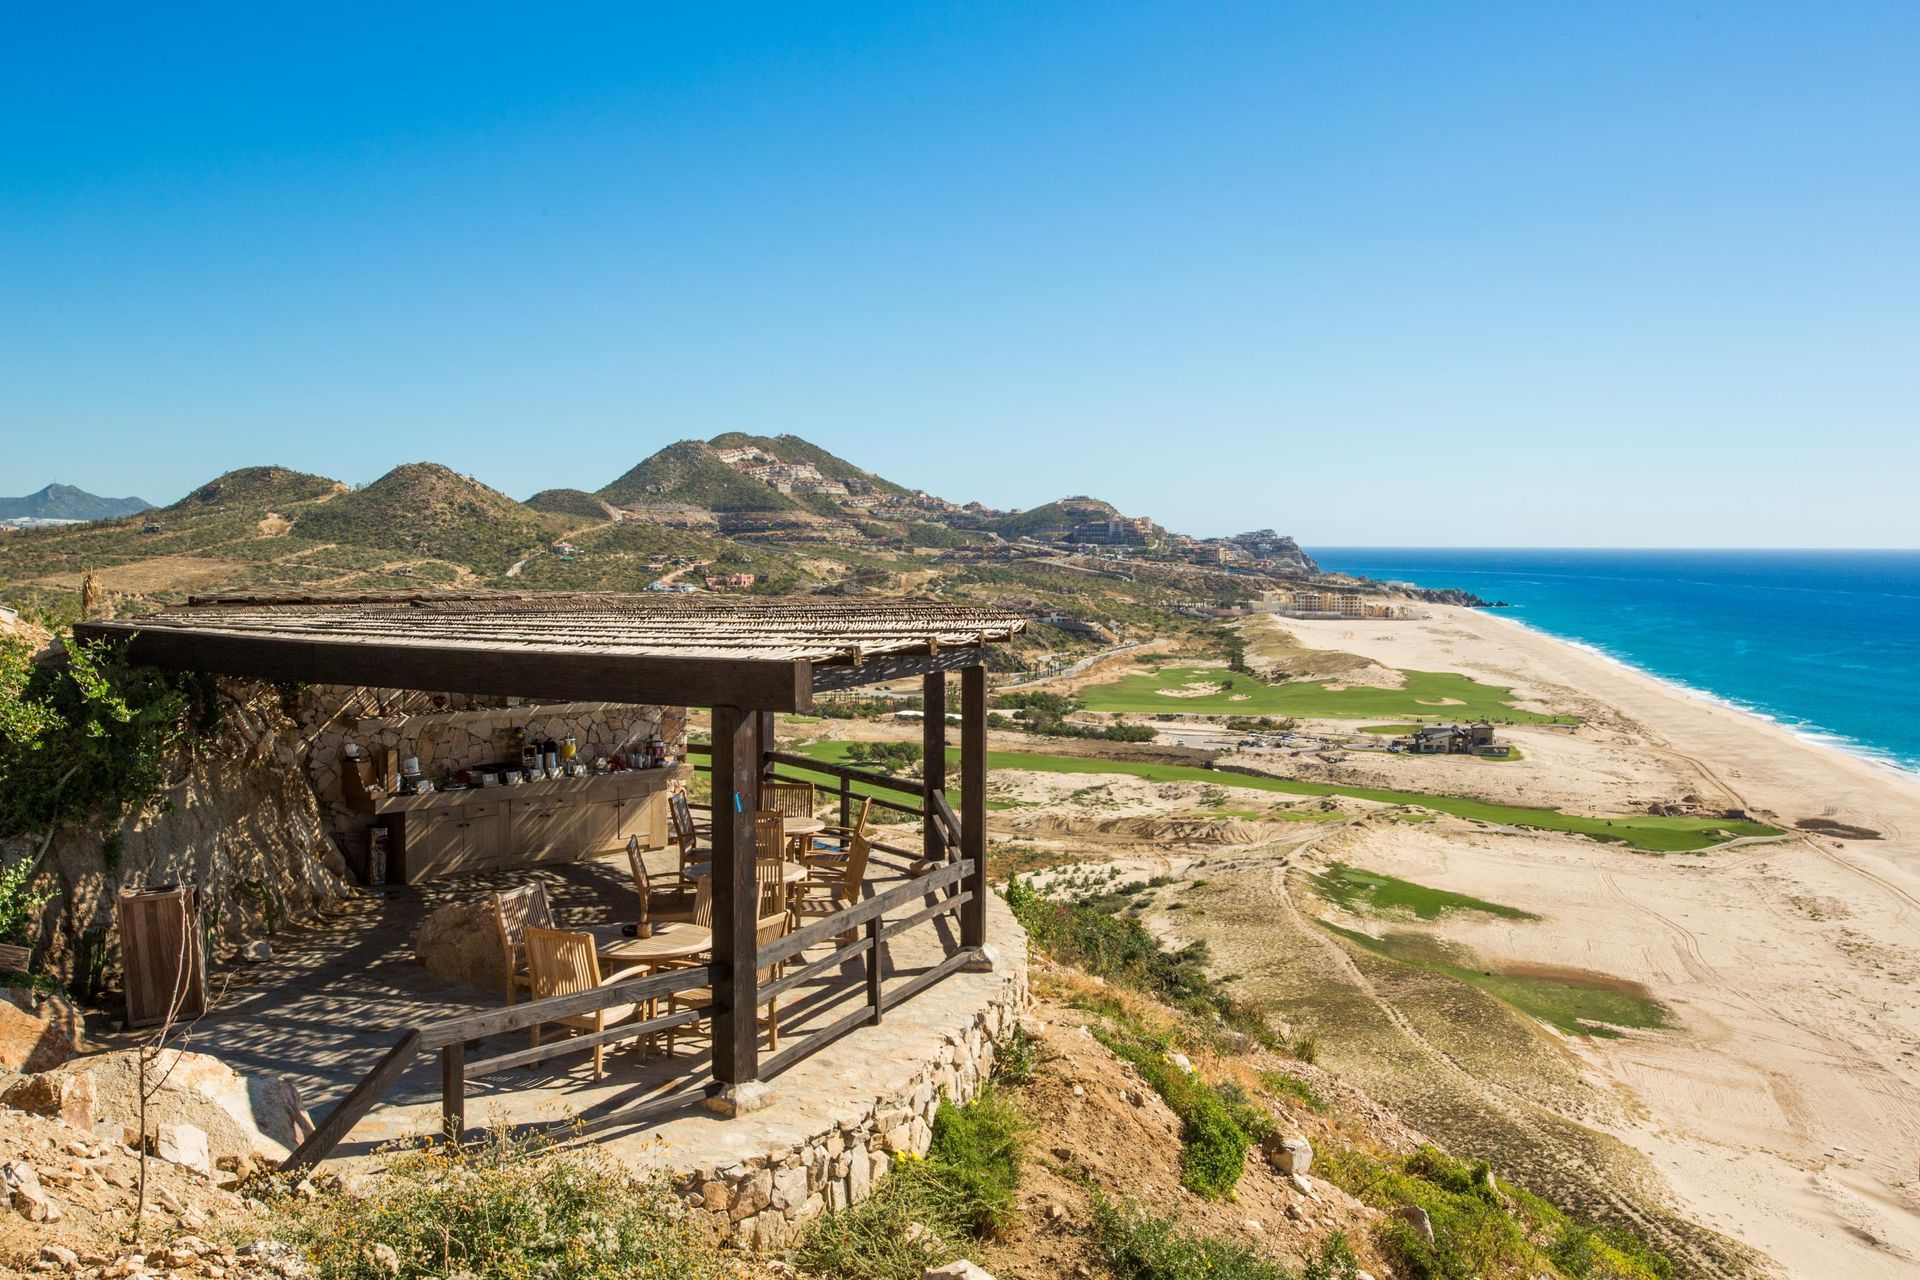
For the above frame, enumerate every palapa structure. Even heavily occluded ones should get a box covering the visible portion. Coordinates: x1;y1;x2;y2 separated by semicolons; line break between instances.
77;590;1026;1161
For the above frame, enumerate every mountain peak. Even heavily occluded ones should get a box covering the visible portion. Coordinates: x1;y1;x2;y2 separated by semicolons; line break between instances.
0;483;153;522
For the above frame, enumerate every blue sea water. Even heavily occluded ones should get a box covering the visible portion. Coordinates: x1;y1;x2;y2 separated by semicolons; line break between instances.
1307;549;1920;774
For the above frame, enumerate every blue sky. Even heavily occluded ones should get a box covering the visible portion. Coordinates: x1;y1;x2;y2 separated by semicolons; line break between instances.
3;3;1915;547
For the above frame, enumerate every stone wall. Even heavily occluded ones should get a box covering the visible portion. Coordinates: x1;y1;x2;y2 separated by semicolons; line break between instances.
672;951;1029;1249
20;681;354;993
297;687;686;875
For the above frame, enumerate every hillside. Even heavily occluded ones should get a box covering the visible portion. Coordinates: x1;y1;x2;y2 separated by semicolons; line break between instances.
597;440;804;512
707;431;914;498
292;463;566;574
525;487;614;520
985;495;1122;539
0;483;151;522
0;465;349;595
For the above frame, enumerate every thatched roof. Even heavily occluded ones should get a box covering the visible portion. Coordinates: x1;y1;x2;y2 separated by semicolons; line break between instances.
75;591;1027;710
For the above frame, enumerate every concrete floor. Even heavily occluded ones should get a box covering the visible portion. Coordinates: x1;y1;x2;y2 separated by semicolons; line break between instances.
185;837;1021;1172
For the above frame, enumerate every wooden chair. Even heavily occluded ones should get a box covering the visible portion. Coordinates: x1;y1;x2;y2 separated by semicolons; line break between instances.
666;912;791;1056
754;810;789;861
688;863;787;921
804;795;873;868
793;832;871;946
627;836;693;924
523;927;647;1079
669;790;703;884
492;883;554;1005
765;782;818;858
764;781;816;821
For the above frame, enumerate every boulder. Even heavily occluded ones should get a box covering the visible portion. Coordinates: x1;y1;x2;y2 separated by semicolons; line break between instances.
67;1048;312;1167
1392;1204;1436;1245
1;1160;59;1222
0;988;83;1073
1262;1133;1313;1176
1;1068;95;1131
156;1122;212;1175
412;901;506;990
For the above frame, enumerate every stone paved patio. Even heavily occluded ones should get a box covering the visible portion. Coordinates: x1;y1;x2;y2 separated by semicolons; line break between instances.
183;837;1027;1239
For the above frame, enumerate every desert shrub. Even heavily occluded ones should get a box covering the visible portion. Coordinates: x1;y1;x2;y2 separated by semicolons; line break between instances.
1092;1027;1249;1199
272;1126;734;1280
1003;875;1274;1046
922;1085;1027;1236
1213;1079;1276;1143
798;1088;1027;1278
1090;1192;1361;1280
994;1023;1041;1085
1318;1143;1672;1280
0;635;195;842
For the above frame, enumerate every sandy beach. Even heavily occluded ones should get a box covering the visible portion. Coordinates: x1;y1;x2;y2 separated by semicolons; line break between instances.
1268;606;1920;1277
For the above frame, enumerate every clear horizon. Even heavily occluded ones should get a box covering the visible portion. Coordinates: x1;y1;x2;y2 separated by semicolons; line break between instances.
5;5;1916;547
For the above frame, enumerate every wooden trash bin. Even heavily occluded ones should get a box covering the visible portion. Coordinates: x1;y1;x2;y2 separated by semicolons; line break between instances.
118;884;207;1028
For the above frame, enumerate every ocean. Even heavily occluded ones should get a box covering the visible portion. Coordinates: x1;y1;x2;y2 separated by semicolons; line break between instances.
1307;548;1920;774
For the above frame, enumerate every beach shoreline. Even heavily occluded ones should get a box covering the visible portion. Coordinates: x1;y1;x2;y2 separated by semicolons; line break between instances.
1479;606;1920;785
1270;605;1920;1277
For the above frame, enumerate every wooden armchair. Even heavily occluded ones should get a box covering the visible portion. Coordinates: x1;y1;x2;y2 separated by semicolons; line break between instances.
669;790;703;884
492;883;554;1005
666;912;791;1056
523;927;647;1079
804;795;873;868
627;836;693;924
793;832;872;945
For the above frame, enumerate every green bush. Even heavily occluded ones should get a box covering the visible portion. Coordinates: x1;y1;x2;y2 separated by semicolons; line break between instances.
922;1086;1027;1236
1002;875;1274;1046
1092;1028;1250;1199
1318;1143;1673;1280
798;1088;1028;1279
273;1127;735;1280
0;856;53;950
1258;1070;1328;1114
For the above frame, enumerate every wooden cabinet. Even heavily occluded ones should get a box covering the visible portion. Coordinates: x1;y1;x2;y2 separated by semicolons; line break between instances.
381;768;682;884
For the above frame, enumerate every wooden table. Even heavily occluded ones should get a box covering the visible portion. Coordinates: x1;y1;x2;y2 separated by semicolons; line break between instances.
593;920;711;966
591;921;712;1059
682;860;806;885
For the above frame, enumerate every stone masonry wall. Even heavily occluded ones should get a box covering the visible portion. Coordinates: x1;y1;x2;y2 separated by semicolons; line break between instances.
672;951;1029;1249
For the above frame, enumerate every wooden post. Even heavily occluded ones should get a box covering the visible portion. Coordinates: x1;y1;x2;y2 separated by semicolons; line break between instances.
755;709;777;811
961;664;988;949
440;1043;465;1139
709;706;761;1095
922;672;947;864
866;913;886;1024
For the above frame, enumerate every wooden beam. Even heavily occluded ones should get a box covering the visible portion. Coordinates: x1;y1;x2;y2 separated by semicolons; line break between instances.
961;663;988;948
73;623;813;712
709;706;761;1087
811;647;984;692
922;672;947;864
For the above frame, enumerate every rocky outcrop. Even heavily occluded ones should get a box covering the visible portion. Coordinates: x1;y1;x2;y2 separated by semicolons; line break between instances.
60;1048;312;1167
0;988;82;1073
412;900;506;991
22;680;352;993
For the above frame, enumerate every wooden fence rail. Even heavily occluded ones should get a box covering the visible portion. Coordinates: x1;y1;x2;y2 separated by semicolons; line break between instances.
281;851;978;1171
